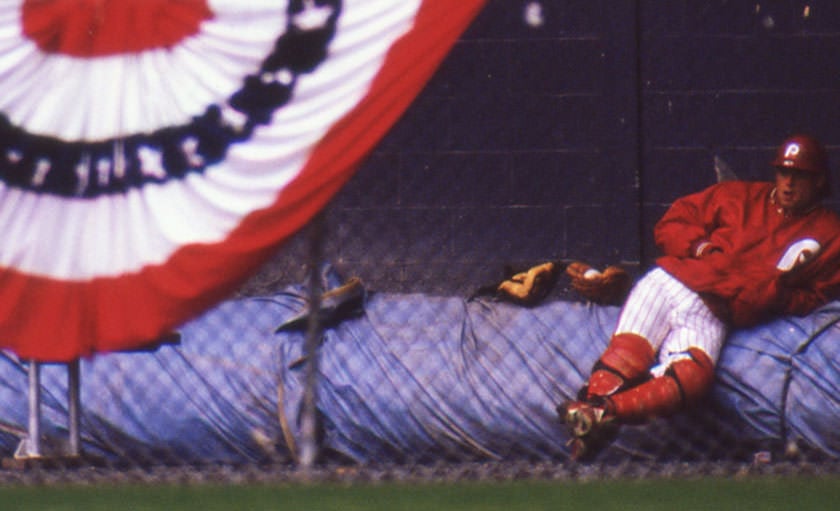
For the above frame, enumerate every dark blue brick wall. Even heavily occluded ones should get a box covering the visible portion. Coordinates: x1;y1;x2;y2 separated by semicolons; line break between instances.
249;1;840;296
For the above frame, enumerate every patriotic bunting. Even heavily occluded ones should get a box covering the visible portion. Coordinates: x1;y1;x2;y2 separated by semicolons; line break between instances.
0;0;486;360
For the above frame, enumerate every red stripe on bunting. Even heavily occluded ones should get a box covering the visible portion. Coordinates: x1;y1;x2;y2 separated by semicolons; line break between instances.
22;0;213;56
1;0;486;361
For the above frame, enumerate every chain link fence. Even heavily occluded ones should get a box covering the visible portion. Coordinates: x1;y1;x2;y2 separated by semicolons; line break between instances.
1;209;840;484
3;0;840;485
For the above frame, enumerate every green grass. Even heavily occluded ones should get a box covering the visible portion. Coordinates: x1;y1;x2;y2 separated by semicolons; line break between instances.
1;476;838;511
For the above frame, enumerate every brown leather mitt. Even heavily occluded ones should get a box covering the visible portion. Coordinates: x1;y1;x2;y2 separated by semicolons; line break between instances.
497;261;558;305
565;261;631;305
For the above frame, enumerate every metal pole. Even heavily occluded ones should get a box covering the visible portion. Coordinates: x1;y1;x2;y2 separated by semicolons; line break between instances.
299;212;325;471
26;360;41;457
67;359;81;457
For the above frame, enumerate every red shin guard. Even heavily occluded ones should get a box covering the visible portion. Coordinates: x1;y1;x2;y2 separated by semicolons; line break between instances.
586;333;656;399
608;348;715;423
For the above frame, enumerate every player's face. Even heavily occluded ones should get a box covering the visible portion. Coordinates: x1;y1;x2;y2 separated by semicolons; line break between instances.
774;167;824;213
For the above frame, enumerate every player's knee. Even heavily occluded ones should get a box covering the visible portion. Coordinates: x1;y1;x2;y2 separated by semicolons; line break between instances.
669;347;715;404
598;333;656;379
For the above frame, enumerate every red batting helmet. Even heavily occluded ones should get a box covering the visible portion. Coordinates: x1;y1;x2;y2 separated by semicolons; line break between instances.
772;134;830;198
772;134;829;174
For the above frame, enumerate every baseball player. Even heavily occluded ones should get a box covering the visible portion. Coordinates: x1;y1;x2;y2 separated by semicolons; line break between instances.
560;134;840;460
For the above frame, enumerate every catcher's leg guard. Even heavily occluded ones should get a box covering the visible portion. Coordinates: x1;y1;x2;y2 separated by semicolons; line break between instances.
608;347;715;423
584;333;656;400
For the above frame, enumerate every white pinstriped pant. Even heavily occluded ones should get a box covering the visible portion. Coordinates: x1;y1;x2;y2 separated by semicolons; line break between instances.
614;267;727;376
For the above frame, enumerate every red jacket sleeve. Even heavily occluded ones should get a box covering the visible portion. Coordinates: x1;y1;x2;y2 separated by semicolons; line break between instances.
732;221;840;324
654;184;724;258
730;265;836;326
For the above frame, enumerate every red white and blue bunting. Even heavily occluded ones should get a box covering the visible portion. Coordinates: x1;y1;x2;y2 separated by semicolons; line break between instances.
0;0;486;361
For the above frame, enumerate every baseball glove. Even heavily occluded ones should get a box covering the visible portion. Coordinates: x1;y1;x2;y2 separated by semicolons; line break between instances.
565;261;631;305
496;261;559;305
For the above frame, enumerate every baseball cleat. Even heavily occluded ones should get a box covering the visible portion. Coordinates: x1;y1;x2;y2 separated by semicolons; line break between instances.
566;436;587;461
559;400;609;438
557;400;617;461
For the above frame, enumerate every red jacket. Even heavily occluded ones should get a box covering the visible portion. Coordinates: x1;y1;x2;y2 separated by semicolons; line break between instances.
655;181;840;327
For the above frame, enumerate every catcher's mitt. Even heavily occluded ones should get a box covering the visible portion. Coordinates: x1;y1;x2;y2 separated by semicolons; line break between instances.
496;261;559;305
565;261;631;305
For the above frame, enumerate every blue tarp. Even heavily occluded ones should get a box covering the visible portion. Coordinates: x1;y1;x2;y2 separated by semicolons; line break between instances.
0;269;838;464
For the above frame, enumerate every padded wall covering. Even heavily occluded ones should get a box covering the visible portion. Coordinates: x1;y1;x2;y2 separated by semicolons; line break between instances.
0;270;838;464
